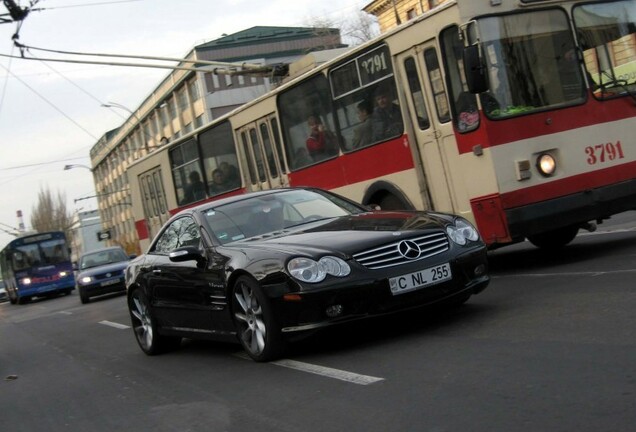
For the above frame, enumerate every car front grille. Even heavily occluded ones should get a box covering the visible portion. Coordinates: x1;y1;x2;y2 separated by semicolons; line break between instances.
352;232;449;270
93;270;124;281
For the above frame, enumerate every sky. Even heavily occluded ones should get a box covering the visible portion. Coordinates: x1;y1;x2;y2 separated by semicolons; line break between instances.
0;0;371;248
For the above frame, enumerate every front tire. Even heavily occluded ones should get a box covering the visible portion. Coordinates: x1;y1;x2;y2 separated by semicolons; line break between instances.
232;276;284;362
128;289;181;355
79;289;90;304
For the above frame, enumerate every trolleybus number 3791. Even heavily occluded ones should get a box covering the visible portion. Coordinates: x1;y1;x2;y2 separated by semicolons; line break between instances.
586;141;625;165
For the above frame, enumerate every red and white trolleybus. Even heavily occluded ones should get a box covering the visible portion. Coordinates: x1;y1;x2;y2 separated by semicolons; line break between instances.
127;0;636;251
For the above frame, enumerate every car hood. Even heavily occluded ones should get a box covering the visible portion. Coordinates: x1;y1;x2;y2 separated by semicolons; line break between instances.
228;211;453;257
77;261;129;278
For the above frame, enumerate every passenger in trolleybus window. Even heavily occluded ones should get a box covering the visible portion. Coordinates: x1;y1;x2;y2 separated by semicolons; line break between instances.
180;170;206;205
371;86;403;141
209;168;228;195
352;100;373;148
305;115;337;161
219;161;240;188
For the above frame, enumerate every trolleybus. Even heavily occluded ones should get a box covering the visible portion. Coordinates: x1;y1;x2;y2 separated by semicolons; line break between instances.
126;0;636;251
0;231;75;304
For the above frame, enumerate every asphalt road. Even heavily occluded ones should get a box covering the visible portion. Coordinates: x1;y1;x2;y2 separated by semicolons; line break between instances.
1;211;635;431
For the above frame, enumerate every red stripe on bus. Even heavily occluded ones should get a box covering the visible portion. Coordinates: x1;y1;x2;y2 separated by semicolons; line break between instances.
456;97;635;154
288;136;415;187
500;160;636;209
135;219;149;241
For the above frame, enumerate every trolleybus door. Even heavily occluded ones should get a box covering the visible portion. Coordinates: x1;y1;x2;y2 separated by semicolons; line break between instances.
396;44;458;215
139;166;171;244
257;115;289;188
237;115;287;192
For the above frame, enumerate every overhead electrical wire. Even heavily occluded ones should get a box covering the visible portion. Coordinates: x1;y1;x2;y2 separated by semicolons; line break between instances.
0;61;99;140
7;41;278;75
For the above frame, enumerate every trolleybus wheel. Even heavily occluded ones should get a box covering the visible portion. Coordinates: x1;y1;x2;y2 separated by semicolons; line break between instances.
528;225;579;250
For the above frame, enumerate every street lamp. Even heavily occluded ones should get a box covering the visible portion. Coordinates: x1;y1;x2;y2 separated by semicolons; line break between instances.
101;101;136;117
64;163;93;171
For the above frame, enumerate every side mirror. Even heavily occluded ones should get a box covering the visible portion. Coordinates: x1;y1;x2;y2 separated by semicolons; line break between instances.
169;246;206;268
128;254;137;260
463;45;489;94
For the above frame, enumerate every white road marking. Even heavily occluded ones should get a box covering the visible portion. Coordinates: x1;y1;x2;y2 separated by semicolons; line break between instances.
236;352;383;385
57;311;72;315
99;320;130;330
270;359;384;385
492;268;636;278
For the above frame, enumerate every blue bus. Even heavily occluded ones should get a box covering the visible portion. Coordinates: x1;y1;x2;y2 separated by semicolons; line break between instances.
0;231;75;304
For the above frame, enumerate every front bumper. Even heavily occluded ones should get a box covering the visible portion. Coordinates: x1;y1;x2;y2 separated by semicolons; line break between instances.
270;246;489;333
79;277;126;297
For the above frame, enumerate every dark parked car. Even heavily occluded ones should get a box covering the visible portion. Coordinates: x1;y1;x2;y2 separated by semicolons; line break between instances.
76;247;134;304
126;188;489;361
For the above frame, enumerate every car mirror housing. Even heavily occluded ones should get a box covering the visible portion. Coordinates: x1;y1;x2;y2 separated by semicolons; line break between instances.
169;246;206;268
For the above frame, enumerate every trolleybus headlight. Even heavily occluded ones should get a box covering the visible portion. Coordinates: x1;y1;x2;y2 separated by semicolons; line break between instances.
21;277;32;285
537;153;556;177
447;219;480;246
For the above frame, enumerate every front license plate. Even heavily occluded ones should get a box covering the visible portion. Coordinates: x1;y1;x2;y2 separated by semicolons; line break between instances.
389;263;452;296
101;279;121;287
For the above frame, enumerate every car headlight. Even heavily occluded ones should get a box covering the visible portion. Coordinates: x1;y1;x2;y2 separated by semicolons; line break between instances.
447;219;480;245
80;276;93;284
288;256;351;283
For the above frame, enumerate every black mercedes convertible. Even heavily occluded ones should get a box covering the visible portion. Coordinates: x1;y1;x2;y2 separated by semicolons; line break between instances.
125;187;489;361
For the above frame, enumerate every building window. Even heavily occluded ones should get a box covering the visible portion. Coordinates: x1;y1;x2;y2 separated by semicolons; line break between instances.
178;88;188;111
407;8;417;20
188;79;200;101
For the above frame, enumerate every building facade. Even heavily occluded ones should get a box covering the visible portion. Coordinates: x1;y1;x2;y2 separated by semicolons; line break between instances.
89;26;344;254
363;0;449;32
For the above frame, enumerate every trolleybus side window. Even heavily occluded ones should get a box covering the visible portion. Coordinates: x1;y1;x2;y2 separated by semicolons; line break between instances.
330;44;404;151
200;121;241;196
278;74;340;170
153;170;167;214
423;48;451;123
240;131;257;185
259;122;279;178
170;138;206;206
250;128;267;183
441;25;480;133
270;118;287;174
573;1;636;99
403;56;431;130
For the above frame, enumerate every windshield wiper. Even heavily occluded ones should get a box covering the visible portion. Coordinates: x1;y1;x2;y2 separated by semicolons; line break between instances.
597;71;636;105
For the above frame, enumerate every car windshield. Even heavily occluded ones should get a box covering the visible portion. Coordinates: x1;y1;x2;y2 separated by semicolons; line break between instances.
80;249;128;270
202;189;365;244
